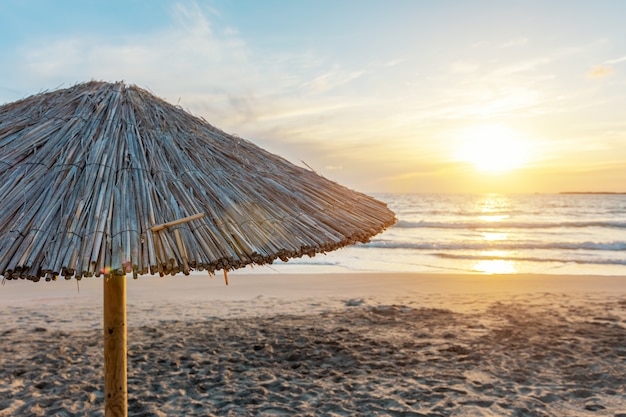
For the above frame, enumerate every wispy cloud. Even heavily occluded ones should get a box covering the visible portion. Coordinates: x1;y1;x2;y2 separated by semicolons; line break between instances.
587;65;614;79
13;2;249;93
300;70;365;95
324;165;343;171
491;57;552;76
470;37;528;50
3;1;625;193
383;59;404;68
9;3;358;125
605;56;626;65
2;2;386;178
255;101;358;122
450;61;479;73
500;37;529;48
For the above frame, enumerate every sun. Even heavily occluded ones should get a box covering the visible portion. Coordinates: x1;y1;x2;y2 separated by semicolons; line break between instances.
456;124;530;173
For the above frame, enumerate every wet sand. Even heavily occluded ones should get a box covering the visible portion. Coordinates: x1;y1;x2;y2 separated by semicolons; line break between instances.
1;272;625;416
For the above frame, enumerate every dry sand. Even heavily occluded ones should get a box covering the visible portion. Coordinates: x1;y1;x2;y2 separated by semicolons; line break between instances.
1;272;625;416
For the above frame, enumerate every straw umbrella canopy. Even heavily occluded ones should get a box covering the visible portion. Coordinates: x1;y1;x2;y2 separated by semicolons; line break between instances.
0;81;396;416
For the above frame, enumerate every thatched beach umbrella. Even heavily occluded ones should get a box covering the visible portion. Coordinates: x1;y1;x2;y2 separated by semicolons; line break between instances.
0;81;395;416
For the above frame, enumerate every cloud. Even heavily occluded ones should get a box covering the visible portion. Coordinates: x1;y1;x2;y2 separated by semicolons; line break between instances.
587;65;614;79
470;37;528;50
450;61;479;73
491;57;551;76
8;1;375;131
383;59;404;68
605;56;626;65
8;2;257;98
324;165;343;171
6;4;347;120
255;101;356;122
300;70;365;95
500;37;529;48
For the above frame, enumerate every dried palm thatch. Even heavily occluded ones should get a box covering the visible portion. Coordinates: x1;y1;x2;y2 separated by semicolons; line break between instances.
0;81;395;282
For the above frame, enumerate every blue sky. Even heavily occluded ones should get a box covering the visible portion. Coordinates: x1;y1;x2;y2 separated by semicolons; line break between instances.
1;1;625;193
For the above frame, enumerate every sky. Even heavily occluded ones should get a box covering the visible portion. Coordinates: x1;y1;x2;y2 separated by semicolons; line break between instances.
1;0;625;194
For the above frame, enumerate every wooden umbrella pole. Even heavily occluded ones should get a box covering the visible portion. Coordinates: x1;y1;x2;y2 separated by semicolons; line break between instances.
103;273;128;417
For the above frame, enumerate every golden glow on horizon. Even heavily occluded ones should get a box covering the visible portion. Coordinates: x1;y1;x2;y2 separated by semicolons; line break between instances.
473;258;518;274
456;124;531;173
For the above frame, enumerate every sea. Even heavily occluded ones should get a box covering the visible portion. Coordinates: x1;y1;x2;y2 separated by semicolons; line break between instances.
260;193;626;276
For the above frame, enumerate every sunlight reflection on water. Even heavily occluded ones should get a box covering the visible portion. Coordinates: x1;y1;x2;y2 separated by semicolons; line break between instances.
472;196;518;273
481;231;509;241
479;214;509;222
473;259;518;274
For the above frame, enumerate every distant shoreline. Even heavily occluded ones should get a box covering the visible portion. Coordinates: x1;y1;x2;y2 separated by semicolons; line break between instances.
560;191;626;195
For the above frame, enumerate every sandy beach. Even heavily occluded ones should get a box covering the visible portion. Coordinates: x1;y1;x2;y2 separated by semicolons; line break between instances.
1;272;625;416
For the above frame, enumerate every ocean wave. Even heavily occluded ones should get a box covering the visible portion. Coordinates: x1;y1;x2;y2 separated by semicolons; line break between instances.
432;252;626;266
364;240;626;252
393;219;626;230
